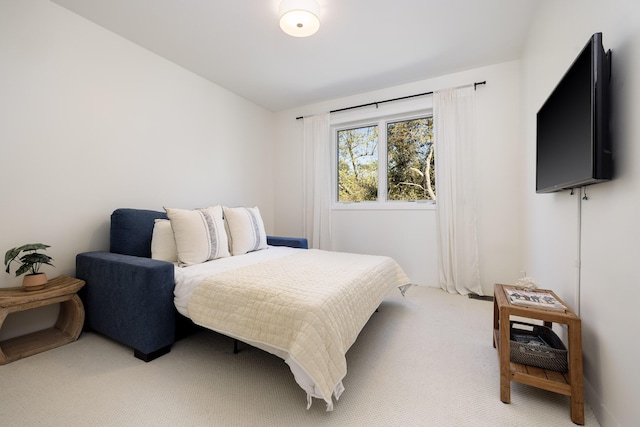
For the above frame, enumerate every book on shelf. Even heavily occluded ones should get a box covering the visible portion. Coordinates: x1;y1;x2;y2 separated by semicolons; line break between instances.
506;289;567;312
512;333;551;348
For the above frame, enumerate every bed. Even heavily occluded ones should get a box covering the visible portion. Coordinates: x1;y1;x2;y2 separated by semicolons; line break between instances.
76;207;411;410
175;246;410;409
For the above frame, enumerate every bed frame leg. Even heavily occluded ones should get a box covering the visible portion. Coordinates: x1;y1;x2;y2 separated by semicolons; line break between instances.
134;345;171;362
234;339;240;354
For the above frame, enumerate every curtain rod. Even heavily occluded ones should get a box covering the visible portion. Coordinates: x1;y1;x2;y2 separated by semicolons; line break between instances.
295;80;486;120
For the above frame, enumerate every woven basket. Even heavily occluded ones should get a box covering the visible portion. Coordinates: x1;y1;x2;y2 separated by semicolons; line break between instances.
509;321;568;372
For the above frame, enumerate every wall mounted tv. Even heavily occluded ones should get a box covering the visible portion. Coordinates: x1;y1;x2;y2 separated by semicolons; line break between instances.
536;32;612;193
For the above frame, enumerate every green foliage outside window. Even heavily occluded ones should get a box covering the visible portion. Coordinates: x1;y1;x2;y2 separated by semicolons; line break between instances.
387;117;435;201
338;126;378;201
337;116;435;203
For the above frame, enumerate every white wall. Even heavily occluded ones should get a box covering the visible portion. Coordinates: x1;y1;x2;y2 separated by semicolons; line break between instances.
7;2;634;423
521;1;640;425
0;1;275;337
274;61;523;294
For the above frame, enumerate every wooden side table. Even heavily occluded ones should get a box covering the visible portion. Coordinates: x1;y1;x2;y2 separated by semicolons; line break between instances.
493;284;584;425
0;275;85;365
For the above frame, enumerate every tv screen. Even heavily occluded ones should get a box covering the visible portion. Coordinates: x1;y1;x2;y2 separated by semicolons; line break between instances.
536;33;612;193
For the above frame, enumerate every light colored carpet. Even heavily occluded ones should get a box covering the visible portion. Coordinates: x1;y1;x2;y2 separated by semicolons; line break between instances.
0;286;599;426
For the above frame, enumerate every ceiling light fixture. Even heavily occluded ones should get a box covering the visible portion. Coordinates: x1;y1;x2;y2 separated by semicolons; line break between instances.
279;0;320;37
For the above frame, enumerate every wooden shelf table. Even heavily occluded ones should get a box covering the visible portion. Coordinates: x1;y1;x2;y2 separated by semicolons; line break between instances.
0;275;85;365
493;284;584;425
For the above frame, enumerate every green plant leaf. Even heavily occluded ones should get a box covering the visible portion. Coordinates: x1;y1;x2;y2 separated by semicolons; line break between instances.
21;253;54;265
16;243;50;252
15;263;31;276
4;247;21;266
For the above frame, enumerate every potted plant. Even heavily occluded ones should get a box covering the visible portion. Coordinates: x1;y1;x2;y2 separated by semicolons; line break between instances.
4;243;54;291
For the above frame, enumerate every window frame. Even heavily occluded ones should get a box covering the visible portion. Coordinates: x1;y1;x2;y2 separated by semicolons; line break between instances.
332;109;436;211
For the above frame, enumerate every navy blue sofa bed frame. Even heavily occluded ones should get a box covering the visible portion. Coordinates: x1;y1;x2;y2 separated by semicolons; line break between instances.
76;208;308;362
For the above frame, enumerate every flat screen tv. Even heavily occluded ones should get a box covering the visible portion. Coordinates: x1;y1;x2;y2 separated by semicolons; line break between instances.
536;32;612;193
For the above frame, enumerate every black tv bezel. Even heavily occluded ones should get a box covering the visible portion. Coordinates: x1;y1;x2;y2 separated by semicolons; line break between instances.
535;32;612;194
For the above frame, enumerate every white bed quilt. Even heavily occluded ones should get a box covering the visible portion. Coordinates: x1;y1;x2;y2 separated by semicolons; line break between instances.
186;249;410;410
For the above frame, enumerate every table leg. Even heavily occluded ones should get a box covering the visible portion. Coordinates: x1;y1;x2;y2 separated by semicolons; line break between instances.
493;297;498;348
568;320;585;425
0;308;9;364
499;305;511;403
55;294;85;340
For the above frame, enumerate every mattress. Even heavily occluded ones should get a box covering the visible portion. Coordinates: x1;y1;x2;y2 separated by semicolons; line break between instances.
173;246;410;410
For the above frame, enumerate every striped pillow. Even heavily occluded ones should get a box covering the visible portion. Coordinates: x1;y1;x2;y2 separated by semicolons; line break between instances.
223;206;268;256
165;205;230;266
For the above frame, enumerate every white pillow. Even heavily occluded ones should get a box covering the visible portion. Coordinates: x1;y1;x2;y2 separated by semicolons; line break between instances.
223;206;268;256
151;219;178;263
165;206;230;266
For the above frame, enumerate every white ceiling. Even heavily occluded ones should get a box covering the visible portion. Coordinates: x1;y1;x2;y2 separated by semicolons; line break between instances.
50;0;539;112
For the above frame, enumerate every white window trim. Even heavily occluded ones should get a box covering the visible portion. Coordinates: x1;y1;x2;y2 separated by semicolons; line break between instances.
332;201;436;211
331;104;435;211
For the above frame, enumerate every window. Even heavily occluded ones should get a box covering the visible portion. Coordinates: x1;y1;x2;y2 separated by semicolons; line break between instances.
336;115;435;204
337;125;379;201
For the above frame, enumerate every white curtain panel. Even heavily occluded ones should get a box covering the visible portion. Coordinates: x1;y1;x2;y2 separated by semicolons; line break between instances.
434;86;482;295
303;113;333;250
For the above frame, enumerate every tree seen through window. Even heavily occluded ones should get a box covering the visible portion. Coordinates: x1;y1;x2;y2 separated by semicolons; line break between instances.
337;116;434;202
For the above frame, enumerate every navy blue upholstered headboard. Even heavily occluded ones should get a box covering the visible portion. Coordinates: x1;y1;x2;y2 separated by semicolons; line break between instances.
110;208;167;258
